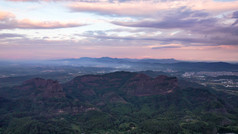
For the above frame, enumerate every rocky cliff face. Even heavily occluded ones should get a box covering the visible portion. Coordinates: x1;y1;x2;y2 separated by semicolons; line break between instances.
122;74;178;96
64;72;178;97
18;78;65;98
3;72;178;100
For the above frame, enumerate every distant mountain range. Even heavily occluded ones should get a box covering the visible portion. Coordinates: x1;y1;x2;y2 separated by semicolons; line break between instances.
56;57;180;64
0;71;238;133
1;57;238;89
52;57;238;72
1;57;238;72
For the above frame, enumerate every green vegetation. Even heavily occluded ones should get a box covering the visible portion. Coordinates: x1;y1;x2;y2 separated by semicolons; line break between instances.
0;72;238;134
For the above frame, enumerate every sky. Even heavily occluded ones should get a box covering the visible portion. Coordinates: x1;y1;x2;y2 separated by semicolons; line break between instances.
0;0;238;61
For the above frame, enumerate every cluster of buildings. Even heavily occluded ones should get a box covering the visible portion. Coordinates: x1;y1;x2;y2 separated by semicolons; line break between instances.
182;71;238;88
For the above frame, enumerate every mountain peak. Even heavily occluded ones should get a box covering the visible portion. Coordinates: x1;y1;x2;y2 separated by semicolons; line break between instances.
19;78;65;98
122;73;178;96
65;71;178;97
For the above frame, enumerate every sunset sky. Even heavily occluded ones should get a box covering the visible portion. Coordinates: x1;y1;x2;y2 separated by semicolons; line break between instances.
0;0;238;61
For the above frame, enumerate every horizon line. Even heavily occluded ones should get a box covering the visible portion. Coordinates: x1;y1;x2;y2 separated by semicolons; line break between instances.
0;56;238;63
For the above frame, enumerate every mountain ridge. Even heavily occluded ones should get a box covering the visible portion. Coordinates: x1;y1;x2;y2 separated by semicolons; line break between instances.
0;71;238;134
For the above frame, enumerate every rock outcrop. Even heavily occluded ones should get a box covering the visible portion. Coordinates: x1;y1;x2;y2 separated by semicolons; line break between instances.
18;78;65;98
122;74;178;96
64;72;178;97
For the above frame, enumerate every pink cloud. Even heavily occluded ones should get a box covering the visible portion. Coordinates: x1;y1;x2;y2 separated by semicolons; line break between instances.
0;11;14;20
7;0;68;1
1;36;238;61
0;10;86;29
16;19;84;29
68;0;238;16
1;41;238;61
6;0;238;16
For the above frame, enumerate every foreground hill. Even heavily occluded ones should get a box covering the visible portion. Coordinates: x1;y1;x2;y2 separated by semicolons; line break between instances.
0;71;238;134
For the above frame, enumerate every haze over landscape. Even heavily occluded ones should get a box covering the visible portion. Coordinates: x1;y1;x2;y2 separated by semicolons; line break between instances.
1;0;238;134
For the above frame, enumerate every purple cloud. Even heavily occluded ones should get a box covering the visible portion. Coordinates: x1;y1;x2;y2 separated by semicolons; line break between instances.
0;33;24;38
232;11;238;18
110;8;238;46
79;31;214;45
232;10;238;26
152;46;181;49
112;8;214;29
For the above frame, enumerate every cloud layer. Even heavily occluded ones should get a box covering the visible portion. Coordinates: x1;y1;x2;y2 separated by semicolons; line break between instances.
68;0;238;16
1;0;238;61
110;8;238;46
